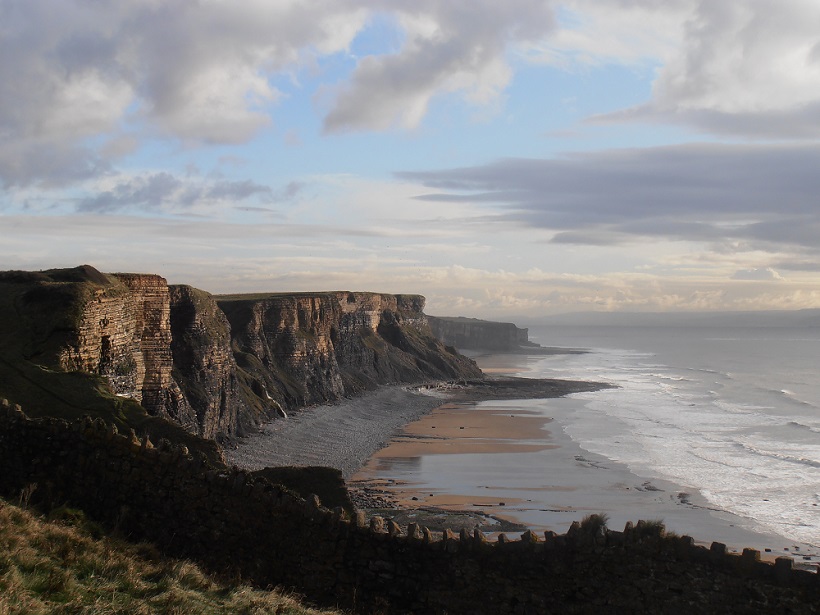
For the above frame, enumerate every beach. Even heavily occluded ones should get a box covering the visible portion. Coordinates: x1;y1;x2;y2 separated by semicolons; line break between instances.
223;375;602;480
223;386;446;480
225;351;819;566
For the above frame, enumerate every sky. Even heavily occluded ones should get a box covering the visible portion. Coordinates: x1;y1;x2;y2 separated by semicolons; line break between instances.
3;0;820;320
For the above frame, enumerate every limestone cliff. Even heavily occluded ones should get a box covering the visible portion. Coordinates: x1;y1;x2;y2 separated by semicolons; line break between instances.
428;315;534;351
0;266;482;442
169;285;250;440
56;271;194;430
218;291;482;415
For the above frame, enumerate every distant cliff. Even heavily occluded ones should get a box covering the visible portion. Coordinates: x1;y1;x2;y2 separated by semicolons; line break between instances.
0;266;481;444
428;315;535;351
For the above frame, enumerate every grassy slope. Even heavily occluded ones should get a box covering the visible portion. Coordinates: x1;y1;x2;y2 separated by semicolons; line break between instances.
0;497;341;615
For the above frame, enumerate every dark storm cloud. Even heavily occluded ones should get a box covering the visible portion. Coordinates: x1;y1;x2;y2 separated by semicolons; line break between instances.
399;143;820;251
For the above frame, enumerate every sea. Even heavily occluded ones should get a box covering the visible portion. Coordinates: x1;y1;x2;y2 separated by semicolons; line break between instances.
525;317;820;548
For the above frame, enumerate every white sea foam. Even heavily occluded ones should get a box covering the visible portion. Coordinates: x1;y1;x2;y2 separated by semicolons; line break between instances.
527;324;820;546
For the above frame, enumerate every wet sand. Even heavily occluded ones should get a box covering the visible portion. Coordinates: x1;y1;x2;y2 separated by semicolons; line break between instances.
350;358;820;566
223;376;603;479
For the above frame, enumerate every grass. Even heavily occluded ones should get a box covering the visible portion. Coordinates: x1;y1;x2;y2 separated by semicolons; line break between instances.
0;497;342;615
580;513;609;534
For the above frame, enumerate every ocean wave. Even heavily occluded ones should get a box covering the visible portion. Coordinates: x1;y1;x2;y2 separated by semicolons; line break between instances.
646;373;692;382
777;389;819;409
788;421;820;434
738;442;820;469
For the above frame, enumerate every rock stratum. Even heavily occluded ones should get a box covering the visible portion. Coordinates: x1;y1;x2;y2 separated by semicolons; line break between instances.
0;265;481;446
428;315;536;351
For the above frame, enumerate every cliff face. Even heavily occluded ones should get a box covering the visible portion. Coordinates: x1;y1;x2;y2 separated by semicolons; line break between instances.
169;285;250;440
1;266;481;442
428;315;532;351
218;291;482;415
57;272;195;430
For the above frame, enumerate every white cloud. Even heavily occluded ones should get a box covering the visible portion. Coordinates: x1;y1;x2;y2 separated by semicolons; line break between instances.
591;0;820;137
323;0;555;132
522;0;691;68
0;0;366;186
731;267;783;281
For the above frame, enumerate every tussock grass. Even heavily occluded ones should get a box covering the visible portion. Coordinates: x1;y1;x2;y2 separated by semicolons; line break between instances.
580;512;609;534
0;498;341;615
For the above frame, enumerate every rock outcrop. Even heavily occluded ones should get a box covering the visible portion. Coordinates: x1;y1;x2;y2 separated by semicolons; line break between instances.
56;271;194;430
169;285;251;440
217;291;482;416
428;315;534;351
0;266;482;442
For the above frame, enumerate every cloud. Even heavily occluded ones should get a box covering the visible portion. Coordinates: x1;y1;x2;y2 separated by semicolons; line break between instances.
591;0;820;138
74;173;273;214
323;0;555;132
0;0;367;186
399;142;820;255
731;268;783;281
0;0;560;186
522;0;691;68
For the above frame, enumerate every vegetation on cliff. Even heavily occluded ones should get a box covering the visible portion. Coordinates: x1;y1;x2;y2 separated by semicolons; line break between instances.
0;497;339;615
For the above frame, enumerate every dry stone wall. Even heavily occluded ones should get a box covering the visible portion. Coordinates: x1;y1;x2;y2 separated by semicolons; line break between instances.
1;400;817;615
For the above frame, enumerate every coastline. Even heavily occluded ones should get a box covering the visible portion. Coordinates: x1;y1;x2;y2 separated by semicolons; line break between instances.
224;353;818;568
351;353;819;567
223;375;603;480
223;386;445;479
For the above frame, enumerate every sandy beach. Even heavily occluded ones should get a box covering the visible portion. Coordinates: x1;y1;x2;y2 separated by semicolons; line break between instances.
224;356;819;566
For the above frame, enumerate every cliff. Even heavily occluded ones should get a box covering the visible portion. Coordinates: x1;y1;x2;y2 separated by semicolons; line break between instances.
428;315;534;351
169;285;253;439
217;291;482;415
0;266;223;462
0;266;481;444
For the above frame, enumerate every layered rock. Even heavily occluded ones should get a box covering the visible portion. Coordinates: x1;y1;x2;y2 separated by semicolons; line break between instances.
169;285;250;440
58;277;144;399
115;274;194;429
218;291;482;414
428;315;533;351
57;272;195;429
3;265;483;442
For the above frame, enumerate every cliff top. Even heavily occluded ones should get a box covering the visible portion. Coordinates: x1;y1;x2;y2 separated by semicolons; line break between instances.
215;290;424;302
0;264;113;287
429;315;519;326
